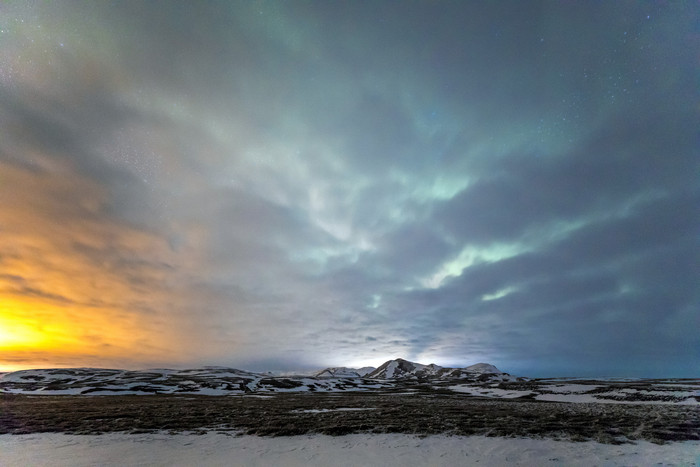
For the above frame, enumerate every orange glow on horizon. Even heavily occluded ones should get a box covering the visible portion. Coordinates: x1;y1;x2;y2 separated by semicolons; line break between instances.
0;162;213;372
0;300;70;351
0;295;166;371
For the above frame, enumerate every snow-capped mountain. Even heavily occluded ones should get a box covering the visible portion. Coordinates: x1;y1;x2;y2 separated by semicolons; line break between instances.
356;366;376;376
314;366;376;378
0;359;514;395
367;358;510;381
464;363;501;374
367;358;440;379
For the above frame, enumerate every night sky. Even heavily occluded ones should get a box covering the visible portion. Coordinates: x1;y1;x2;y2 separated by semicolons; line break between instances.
1;1;698;376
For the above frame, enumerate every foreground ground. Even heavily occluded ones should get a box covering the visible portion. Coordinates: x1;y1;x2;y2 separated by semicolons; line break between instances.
2;432;699;467
2;391;698;444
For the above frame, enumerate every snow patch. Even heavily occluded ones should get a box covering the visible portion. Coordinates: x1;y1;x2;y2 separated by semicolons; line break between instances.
1;433;698;467
449;385;533;399
291;408;376;414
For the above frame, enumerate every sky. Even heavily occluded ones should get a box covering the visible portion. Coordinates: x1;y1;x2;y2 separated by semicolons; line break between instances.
0;1;698;377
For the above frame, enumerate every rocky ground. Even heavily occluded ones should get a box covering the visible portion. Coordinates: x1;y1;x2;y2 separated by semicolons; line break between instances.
2;389;698;445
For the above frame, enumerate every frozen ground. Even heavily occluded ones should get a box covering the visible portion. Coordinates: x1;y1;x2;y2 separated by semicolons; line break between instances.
1;432;698;466
3;392;698;443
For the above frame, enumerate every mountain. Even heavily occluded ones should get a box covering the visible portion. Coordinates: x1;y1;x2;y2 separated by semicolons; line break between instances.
464;363;501;374
2;362;697;404
367;358;511;381
367;358;440;379
314;366;376;378
0;358;514;396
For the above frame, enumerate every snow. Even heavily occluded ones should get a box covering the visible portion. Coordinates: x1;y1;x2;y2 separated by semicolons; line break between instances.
369;359;446;379
535;393;610;403
620;387;699;398
315;367;360;378
534;392;699;405
314;366;377;378
465;363;501;374
366;358;513;381
1;433;698;467
449;384;534;399
356;367;376;377
545;384;602;393
446;382;700;405
0;369;393;395
291;408;376;413
384;360;399;378
3;367;697;405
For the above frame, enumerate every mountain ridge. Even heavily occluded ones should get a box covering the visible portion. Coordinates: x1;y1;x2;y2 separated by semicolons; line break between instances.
2;361;698;405
313;358;507;380
366;358;506;380
314;366;376;378
0;358;514;395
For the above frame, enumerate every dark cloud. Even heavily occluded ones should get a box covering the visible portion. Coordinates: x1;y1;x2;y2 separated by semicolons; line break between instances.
436;109;698;245
384;190;699;375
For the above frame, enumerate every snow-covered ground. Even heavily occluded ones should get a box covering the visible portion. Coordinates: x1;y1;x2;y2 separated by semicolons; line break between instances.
1;433;698;466
447;382;700;404
449;384;534;399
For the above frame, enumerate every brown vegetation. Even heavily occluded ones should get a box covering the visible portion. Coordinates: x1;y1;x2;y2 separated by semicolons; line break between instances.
1;391;698;444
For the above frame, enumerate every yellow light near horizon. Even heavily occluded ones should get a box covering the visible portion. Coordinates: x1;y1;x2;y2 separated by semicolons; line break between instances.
0;162;196;373
0;292;179;372
0;308;54;372
0;299;75;352
0;318;47;348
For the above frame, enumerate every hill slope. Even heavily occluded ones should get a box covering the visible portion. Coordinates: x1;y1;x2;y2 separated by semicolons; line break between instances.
367;358;512;382
3;360;695;404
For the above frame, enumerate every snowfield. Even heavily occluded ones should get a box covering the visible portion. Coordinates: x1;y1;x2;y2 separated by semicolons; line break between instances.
1;432;698;467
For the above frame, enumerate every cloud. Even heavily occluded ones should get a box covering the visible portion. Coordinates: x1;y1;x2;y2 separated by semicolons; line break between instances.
0;1;697;376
